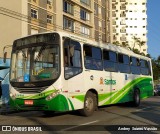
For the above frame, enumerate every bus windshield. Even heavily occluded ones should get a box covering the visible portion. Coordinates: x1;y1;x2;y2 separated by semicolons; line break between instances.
10;33;60;86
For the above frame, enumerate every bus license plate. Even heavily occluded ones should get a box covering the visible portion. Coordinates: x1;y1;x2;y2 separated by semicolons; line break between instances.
24;100;33;105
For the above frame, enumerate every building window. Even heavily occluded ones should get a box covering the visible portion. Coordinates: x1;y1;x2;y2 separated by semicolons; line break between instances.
63;17;74;32
47;14;53;24
63;0;74;15
81;25;90;36
47;0;52;5
80;0;90;6
80;9;90;21
31;8;38;19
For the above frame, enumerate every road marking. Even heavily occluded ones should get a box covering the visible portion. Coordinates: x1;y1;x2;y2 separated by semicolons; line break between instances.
135;106;153;112
80;120;99;125
60;120;99;131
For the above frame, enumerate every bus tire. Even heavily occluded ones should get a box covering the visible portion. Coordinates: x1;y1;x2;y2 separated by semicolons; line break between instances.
79;91;96;116
132;89;140;107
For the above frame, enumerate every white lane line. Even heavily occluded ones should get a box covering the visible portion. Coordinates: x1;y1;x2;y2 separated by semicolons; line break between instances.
136;106;153;112
60;120;99;131
80;120;99;125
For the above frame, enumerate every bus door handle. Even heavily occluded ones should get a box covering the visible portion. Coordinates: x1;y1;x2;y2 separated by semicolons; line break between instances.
90;75;94;80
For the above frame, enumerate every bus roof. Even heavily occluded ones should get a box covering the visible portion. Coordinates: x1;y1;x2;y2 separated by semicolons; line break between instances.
15;31;150;61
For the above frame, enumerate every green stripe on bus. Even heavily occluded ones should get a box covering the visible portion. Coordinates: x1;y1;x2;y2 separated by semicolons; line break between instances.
68;98;75;110
103;77;153;105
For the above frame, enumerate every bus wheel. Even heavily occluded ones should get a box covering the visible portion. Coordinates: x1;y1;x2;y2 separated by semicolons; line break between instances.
132;89;140;107
79;91;96;116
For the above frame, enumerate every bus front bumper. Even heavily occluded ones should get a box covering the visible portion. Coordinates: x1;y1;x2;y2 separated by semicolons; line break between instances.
9;94;70;112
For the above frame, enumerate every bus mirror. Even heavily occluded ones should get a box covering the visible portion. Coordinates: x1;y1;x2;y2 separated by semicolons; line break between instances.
3;52;7;63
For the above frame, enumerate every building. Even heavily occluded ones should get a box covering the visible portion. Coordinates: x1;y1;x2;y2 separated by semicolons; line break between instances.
0;0;147;58
111;0;147;54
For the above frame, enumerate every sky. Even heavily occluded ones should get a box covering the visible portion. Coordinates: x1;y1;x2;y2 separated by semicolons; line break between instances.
147;0;160;59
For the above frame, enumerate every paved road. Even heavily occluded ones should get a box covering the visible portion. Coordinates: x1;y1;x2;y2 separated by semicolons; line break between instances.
0;96;160;134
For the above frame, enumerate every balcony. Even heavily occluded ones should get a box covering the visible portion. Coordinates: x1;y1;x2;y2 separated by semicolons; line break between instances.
120;14;126;17
120;0;126;2
120;21;126;25
120;29;126;33
112;13;116;17
120;6;126;10
120;37;126;41
113;21;116;25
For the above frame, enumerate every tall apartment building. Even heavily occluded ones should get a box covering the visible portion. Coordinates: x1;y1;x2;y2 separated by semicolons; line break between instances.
111;0;147;54
0;0;147;58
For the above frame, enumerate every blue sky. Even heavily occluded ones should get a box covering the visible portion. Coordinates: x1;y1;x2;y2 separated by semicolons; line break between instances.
147;0;160;58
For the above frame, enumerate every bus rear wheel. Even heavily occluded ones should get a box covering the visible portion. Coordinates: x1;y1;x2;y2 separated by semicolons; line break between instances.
131;89;140;107
79;91;96;116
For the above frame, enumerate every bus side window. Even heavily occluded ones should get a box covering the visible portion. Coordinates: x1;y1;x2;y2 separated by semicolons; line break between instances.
130;57;140;75
63;38;82;79
84;44;103;71
103;50;118;72
140;59;150;75
118;54;130;73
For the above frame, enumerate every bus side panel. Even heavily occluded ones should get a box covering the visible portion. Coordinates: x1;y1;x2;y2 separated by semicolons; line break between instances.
98;76;153;105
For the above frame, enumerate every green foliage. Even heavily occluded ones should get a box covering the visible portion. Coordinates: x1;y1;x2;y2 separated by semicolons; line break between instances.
152;57;160;80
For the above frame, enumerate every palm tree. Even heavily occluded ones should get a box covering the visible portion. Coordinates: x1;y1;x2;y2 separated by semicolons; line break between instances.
137;40;145;52
122;42;129;48
132;36;140;50
132;48;140;54
146;54;151;58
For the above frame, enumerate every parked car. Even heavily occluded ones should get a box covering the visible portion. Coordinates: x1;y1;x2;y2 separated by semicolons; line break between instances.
154;84;160;96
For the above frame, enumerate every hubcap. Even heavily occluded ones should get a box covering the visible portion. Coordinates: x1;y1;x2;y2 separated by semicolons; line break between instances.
85;97;94;111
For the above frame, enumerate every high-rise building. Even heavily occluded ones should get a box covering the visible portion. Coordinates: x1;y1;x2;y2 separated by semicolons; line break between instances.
110;0;147;54
0;0;147;58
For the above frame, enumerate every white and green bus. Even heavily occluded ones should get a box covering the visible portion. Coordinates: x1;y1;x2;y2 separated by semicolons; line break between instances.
9;31;153;116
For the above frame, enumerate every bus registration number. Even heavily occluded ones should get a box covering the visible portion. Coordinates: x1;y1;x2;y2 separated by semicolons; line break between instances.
24;100;33;105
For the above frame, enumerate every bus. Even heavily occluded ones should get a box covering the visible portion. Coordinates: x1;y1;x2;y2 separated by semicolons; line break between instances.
8;31;153;116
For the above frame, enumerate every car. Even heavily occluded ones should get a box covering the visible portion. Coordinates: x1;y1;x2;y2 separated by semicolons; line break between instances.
154;84;160;96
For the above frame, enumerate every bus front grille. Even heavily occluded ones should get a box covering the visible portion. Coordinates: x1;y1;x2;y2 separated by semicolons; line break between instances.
14;86;48;94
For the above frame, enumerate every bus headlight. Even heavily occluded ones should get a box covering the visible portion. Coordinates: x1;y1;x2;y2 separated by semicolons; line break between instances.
10;93;16;100
46;91;60;101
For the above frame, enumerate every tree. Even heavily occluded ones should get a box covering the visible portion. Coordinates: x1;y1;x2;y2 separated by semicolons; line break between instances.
137;40;145;52
132;48;140;54
113;41;121;46
132;36;140;50
122;42;129;48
